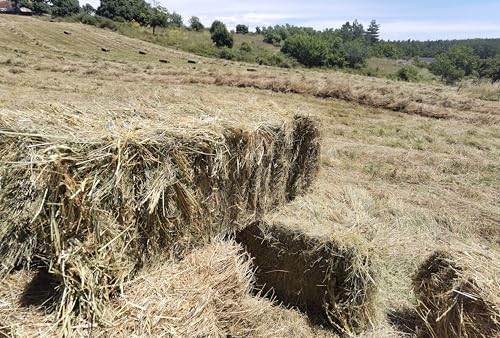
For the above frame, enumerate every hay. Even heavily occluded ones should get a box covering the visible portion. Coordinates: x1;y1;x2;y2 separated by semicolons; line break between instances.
235;221;377;335
0;109;320;332
413;246;500;338
0;240;334;338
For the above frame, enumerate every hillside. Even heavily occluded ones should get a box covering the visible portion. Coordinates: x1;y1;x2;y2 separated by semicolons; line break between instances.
0;16;499;338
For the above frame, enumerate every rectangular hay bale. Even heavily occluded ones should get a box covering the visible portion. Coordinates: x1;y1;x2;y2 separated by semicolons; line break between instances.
0;111;320;329
413;247;500;338
235;220;377;335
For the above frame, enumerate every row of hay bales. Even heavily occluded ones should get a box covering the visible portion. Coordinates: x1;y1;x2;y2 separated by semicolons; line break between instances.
0;114;320;332
1;108;498;337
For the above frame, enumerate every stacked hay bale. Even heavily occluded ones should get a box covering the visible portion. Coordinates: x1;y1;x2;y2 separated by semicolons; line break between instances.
413;246;500;338
0;108;320;331
236;221;378;335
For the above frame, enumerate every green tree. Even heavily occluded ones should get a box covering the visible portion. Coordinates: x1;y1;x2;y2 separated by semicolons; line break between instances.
430;54;465;83
445;45;479;76
344;39;368;68
352;19;365;39
51;0;79;16
366;20;380;43
189;16;204;31
255;26;261;34
97;0;151;24
236;24;249;34
81;3;95;14
396;65;420;82
210;21;233;48
169;11;183;27
149;7;168;34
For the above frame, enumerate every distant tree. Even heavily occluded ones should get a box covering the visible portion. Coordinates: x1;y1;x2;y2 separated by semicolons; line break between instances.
397;65;419;82
430;54;465;83
445;45;479;76
169;11;183;27
366;20;380;43
81;3;95;14
51;0;79;16
478;57;500;82
210;20;233;48
236;24;249;34
149;7;169;34
255;26;261;34
351;19;365;39
28;0;51;15
339;21;352;41
344;39;369;68
97;0;151;24
189;16;204;31
240;41;252;53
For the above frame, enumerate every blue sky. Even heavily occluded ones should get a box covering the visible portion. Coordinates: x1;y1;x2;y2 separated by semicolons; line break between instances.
81;0;500;40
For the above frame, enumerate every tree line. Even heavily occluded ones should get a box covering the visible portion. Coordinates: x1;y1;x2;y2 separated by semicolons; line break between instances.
19;0;499;83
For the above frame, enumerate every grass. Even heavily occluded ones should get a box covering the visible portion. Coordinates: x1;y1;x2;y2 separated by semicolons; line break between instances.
0;15;499;337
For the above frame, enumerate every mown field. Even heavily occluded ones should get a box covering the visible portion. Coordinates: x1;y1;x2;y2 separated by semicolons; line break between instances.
0;16;499;337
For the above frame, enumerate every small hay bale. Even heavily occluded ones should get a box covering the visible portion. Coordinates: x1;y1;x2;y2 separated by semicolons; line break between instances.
187;60;197;64
0;111;320;331
413;247;500;338
235;221;377;335
247;68;257;72
63;31;71;35
138;50;146;55
159;59;169;63
101;48;109;52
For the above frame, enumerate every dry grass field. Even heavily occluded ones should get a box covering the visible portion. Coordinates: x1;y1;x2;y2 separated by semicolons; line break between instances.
0;16;499;337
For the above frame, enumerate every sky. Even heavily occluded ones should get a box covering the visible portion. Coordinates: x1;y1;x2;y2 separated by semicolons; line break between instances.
80;0;500;40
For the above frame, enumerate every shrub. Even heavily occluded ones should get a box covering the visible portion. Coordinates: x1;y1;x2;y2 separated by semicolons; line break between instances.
236;24;249;34
397;65;420;82
210;21;233;48
240;42;252;53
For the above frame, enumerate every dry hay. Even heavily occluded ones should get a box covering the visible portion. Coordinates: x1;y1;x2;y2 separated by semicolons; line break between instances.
235;221;377;336
413;245;500;338
0;240;336;337
0;108;320;332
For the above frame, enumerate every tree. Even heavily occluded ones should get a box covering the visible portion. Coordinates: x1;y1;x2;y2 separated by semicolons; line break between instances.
366;20;380;43
430;54;465;83
51;0;79;16
210;20;233;48
189;16;204;31
169;11;183;27
81;3;95;14
97;0;151;24
352;20;365;39
149;7;168;34
344;39;369;68
236;24;249;34
255;26;261;34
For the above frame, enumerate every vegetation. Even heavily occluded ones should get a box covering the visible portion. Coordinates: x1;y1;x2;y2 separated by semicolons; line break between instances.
189;16;204;31
210;20;234;48
236;24;249;34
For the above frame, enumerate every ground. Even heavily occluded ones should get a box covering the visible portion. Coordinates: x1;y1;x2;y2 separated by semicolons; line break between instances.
0;15;499;337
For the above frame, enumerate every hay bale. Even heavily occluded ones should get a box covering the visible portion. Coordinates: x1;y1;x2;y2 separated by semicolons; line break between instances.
0;240;331;337
0;112;320;330
101;48;109;52
235;221;377;335
187;60;197;64
413;247;500;338
159;59;169;63
138;50;146;55
63;31;71;35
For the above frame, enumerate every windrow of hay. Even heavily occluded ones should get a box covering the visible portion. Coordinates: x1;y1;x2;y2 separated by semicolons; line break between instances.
0;108;320;333
412;245;500;338
235;221;378;336
0;240;334;338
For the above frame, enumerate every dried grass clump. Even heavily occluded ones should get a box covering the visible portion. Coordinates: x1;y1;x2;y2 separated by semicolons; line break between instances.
235;221;377;335
0;240;334;337
413;246;500;338
0;110;320;332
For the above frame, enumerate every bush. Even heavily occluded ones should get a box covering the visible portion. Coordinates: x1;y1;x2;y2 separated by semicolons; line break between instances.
189;16;204;31
218;47;235;60
396;65;420;82
210;21;233;48
240;42;252;53
236;24;249;34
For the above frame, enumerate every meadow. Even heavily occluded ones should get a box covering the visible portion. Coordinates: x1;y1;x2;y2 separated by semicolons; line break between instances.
0;16;498;337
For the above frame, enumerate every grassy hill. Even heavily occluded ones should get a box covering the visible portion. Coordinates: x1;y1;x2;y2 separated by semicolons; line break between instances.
0;15;499;337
